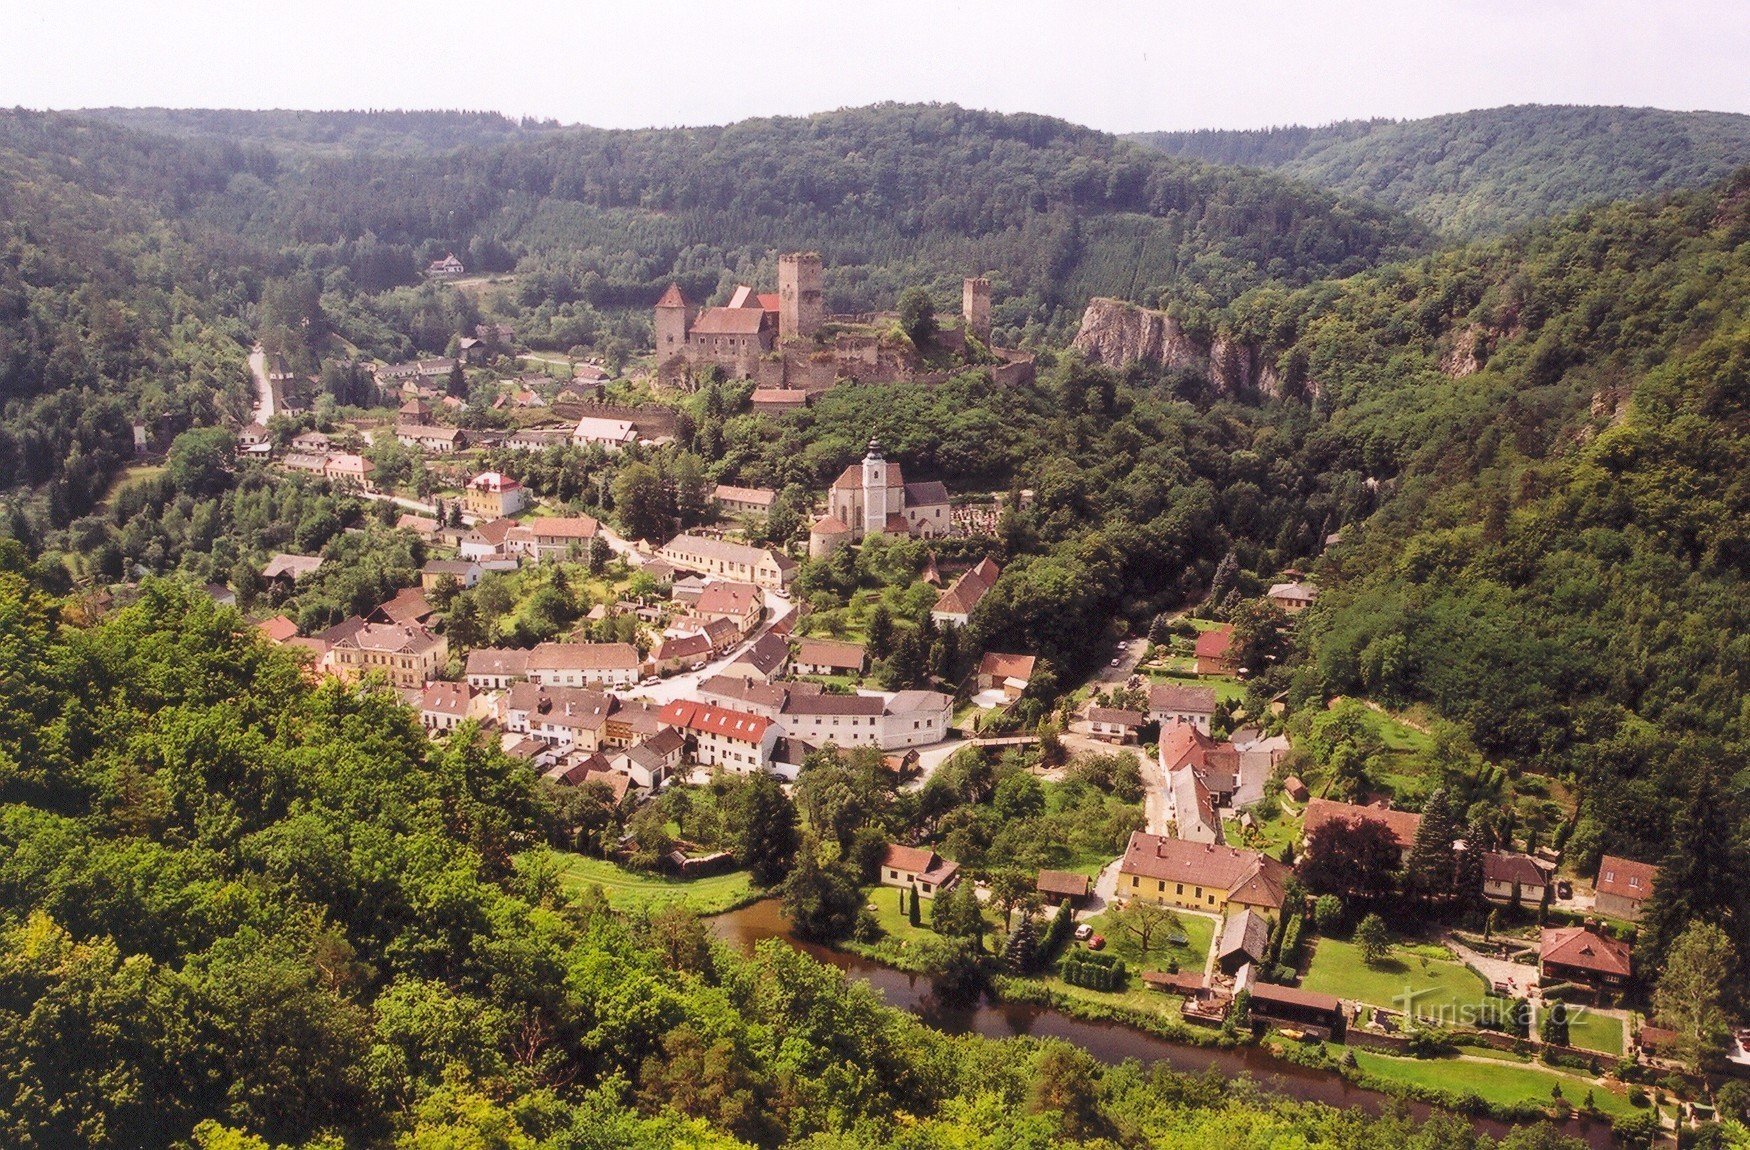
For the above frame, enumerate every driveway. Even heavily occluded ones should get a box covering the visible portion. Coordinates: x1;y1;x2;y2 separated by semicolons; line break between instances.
1446;934;1537;997
248;343;280;423
1089;636;1149;688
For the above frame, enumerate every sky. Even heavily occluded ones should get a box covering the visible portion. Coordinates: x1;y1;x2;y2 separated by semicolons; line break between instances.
5;0;1747;133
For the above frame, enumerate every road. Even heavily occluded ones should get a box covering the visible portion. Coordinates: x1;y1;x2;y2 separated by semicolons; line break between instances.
1089;635;1149;687
247;344;278;424
624;586;794;706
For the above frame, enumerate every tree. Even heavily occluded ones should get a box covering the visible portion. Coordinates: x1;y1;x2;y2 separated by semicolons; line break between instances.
1313;894;1344;935
1639;768;1748;974
1028;1044;1106;1141
780;844;863;942
1005;912;1040;973
587;533;611;576
988;869;1034;922
613;462;669;542
896;287;936;346
735;772;800;886
932;883;984;942
1653;922;1735;1072
908;883;922;927
1404;787;1461;901
167;427;236;498
1114;899;1182;958
1355;913;1390;965
865;603;894;659
1539;1000;1569;1047
1299;816;1402;901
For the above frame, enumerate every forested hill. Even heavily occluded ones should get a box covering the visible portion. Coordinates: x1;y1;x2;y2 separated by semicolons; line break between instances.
1128;104;1750;238
82;107;573;156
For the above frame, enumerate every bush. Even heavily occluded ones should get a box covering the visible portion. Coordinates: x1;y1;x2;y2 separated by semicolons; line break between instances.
1279;914;1305;966
1060;954;1129;991
1626;1085;1647;1107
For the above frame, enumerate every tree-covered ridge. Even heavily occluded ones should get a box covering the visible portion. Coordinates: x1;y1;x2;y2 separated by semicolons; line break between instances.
0;573;1594;1149
1129;105;1750;239
81;106;572;157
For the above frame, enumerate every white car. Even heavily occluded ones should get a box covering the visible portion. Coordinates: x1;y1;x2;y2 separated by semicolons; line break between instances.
1073;923;1093;940
1110;657;1121;666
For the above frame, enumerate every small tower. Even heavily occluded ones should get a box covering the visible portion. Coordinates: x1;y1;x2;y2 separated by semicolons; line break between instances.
653;283;694;358
778;252;824;342
962;277;991;346
860;438;889;538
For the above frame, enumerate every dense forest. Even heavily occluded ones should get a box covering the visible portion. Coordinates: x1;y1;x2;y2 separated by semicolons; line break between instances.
0;573;1602;1149
83;107;570;157
1129;105;1750;238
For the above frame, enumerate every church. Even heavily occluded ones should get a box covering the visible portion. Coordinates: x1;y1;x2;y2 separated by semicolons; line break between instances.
808;439;950;558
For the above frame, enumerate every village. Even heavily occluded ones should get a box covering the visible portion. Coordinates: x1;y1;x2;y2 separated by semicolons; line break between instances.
198;252;1738;1138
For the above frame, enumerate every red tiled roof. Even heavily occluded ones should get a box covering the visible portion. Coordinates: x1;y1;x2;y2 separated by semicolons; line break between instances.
1148;683;1218;714
1595;855;1658;901
1037;870;1090;897
696;582;761;617
528;642;640;671
1118;832;1290;910
256;615;299;644
529;516;599;540
795;638;865;669
811;514;851;535
659;700;771;743
1194;626;1234;659
1540;926;1633;978
977;651;1036;682
1304;798;1422;852
656;283;690;308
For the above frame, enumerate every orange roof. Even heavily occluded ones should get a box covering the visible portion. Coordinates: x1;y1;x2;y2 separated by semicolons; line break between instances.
978;651;1036;682
757;292;781;312
656;283;690;308
1118;832;1289;910
811;514;851;535
256;615;299;644
659;699;771;744
1304;797;1422;851
1194;626;1234;659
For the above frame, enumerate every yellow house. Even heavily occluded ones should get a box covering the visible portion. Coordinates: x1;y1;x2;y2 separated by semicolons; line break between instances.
1116;832;1289;914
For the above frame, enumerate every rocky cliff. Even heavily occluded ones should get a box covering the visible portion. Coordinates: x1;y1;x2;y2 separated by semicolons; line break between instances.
1070;297;1285;397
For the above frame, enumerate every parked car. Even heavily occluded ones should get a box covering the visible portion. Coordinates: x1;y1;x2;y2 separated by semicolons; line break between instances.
1556;880;1573;899
1073;923;1092;941
1085;934;1106;951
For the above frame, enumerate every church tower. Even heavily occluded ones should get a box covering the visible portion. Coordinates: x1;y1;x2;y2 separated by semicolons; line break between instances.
860;438;889;537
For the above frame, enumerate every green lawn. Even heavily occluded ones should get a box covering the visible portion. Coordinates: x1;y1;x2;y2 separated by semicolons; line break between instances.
1224;811;1300;857
1564;1008;1625;1056
862;884;999;956
1301;936;1493;1020
1351;1051;1635;1118
1351;705;1435;754
543;853;758;914
1078;906;1217;977
1143;671;1245;704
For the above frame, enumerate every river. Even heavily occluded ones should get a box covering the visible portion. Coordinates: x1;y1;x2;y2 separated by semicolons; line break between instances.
710;900;1614;1148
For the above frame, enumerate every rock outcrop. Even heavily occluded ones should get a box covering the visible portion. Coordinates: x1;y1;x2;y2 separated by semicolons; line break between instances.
1070;297;1286;397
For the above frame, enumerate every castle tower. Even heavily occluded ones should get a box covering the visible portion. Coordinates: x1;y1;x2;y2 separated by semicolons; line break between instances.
962;277;991;346
860;438;889;538
778;252;824;342
653;283;694;359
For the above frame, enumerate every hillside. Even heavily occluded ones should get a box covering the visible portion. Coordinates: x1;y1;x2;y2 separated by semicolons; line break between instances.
82;106;573;157
1129;104;1750;238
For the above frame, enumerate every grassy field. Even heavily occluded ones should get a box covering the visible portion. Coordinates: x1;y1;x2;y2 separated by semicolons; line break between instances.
863;884;1000;956
544;853;758;914
1078;906;1217;976
1351;704;1435;754
1142;670;1245;704
1351;1051;1635;1118
1564;1008;1625;1056
1224;810;1300;856
94;463;166;514
1301;936;1493;1020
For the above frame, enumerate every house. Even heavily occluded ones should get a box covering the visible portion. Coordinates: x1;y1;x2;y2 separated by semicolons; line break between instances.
750;388;811;415
1282;776;1310;802
723;631;790;683
516;516;599;560
658;700;778;774
506;426;572;451
1086;705;1143;743
398;398;432;425
772;688;953;751
696;676;812;719
526;642;641;688
1161;719;1242;825
649;632;714;674
793;638;866;677
282;452;329;476
572;416;639;451
261;552;324;588
713;484;778;517
1217;909;1271;975
421;559;483;592
658;534;794;590
1267;581;1320;615
322;453;375;490
611;728;687;790
1036;869;1092;909
808;439;951;557
1483;852;1554;905
426;252;465;278
1147;684;1218;734
397;513;440;539
931;557;1001;627
419;681;488;732
464;471;527;518
395;423;464;454
1194;625;1238;675
501;683;615;752
1236;969;1345;1035
694;581;763;635
1167;757;1227;845
256;615;300;644
464;647;529;690
237;422;271;450
1302;798;1422;865
653;282;778;376
460;518;520;561
1117;832;1291;914
290;430;332;454
1540;926;1633;988
1594;856;1659;922
369;586;436;627
328;622;447;689
879;844;961;899
975;652;1036;701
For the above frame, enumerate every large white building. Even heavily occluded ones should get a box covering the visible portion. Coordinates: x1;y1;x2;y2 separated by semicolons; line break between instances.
808;439;950;558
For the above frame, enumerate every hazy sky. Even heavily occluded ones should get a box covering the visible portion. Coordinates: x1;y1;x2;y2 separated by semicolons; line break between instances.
6;1;1747;133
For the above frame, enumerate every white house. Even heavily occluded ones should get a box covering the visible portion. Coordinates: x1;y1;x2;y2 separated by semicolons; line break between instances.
525;642;641;689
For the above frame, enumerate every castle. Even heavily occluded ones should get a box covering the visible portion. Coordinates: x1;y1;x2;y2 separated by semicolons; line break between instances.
808;439;950;558
654;253;1004;389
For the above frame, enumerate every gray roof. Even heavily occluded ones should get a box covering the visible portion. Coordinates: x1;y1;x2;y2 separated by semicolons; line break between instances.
1218;909;1270;964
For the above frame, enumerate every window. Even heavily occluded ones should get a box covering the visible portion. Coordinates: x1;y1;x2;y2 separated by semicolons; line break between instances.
1157;881;1164;892
1130;875;1138;888
1176;884;1183;895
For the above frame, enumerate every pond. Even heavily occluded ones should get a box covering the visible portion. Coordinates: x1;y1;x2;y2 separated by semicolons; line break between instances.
710;900;1614;1148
